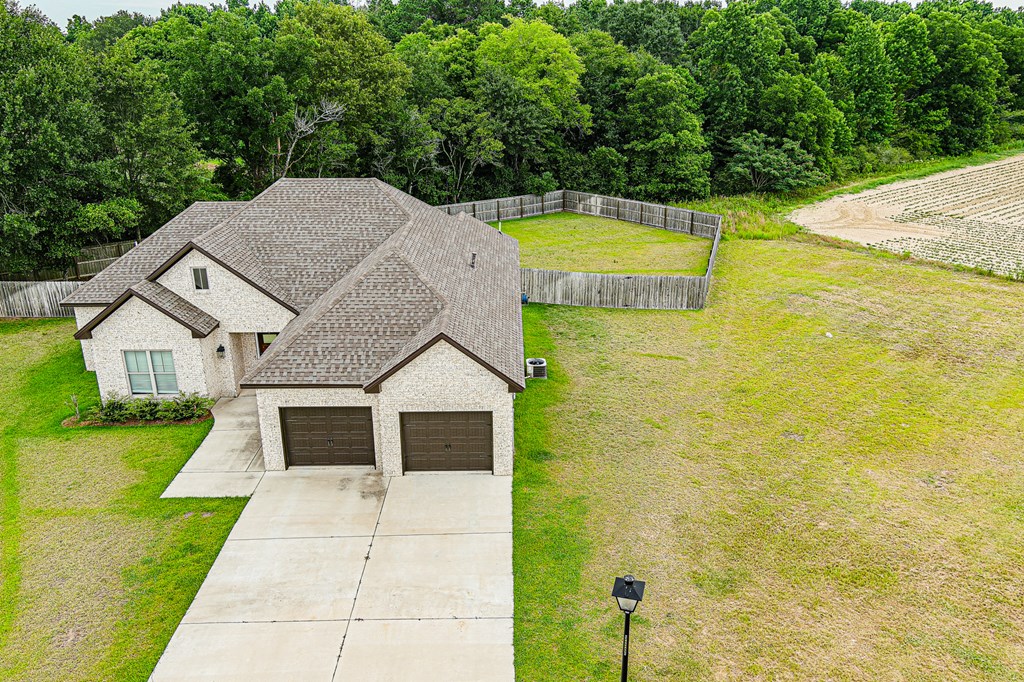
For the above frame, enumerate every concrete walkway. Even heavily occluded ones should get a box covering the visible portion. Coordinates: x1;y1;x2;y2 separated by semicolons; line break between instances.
151;470;514;681
161;391;265;498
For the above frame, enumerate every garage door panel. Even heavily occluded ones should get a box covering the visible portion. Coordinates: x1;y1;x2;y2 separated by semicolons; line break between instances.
401;412;493;472
281;407;375;467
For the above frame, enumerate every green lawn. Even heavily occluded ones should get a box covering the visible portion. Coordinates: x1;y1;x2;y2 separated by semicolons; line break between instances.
513;239;1024;680
494;212;712;276
0;319;246;681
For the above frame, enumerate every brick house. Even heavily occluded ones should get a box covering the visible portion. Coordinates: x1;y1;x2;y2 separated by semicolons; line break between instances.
62;179;524;476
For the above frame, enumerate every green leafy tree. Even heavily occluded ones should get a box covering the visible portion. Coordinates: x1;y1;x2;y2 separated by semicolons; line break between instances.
93;41;210;238
623;68;711;199
689;3;786;159
925;11;1005;153
883;12;946;153
839;16;895;143
67;10;153;52
370;104;441;198
570;30;639;148
277;1;410;155
722;130;826;192
426;97;503;201
129;10;294;194
475;18;590;174
758;71;850;174
0;2;134;273
599;0;687;65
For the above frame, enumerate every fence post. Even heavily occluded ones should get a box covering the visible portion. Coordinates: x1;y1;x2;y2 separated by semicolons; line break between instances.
521;196;525;217
664;205;668;229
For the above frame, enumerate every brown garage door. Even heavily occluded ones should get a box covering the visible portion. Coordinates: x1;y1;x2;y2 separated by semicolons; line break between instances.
280;407;375;467
400;412;493;472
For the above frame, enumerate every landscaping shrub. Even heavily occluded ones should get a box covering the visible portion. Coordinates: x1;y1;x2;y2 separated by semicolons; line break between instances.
128;397;162;421
157;393;215;422
85;393;214;423
91;394;133;422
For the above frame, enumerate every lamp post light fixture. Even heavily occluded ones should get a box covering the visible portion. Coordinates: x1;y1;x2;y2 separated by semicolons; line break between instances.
611;574;645;682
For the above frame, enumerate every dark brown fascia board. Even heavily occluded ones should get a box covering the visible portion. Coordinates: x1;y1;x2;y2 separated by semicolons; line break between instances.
363;333;525;394
74;289;219;340
147;242;300;315
59;301;107;308
238;382;364;390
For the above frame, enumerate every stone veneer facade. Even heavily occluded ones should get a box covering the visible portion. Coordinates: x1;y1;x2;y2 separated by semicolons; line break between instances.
256;341;515;476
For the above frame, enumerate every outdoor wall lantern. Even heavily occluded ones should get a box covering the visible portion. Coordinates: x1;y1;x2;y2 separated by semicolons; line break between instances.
611;574;645;682
216;344;226;359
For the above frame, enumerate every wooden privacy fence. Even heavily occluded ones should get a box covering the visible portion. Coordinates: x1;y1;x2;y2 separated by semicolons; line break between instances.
0;280;80;318
521;269;708;310
439;190;724;310
438;191;565;222
1;240;135;282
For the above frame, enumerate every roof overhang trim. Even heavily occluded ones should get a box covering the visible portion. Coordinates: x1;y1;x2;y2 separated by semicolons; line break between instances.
73;289;219;340
363;333;524;394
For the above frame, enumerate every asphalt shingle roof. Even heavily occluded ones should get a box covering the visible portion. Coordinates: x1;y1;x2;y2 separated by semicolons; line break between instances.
129;280;220;337
63;179;524;391
61;202;245;306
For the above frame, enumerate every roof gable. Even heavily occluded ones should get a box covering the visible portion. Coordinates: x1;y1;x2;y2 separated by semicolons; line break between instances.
74;280;219;340
61;202;244;307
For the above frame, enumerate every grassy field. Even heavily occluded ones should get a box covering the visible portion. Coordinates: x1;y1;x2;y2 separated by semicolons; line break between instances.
0;319;245;681
513;238;1024;680
494;212;711;275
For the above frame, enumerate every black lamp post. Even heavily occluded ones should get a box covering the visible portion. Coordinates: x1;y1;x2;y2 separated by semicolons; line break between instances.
611;574;645;682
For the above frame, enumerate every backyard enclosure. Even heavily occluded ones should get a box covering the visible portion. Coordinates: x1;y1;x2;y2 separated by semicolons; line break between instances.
439;190;723;310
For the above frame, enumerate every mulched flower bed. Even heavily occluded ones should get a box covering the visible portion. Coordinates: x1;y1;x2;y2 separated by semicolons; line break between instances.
61;412;214;428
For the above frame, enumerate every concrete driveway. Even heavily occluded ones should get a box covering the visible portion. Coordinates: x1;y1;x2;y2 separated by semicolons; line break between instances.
151;470;513;681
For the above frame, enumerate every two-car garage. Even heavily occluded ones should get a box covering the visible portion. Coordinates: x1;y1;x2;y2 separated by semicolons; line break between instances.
280;407;494;472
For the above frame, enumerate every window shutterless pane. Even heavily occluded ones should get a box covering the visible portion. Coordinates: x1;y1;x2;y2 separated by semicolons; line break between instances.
150;351;175;374
154;373;179;394
193;267;209;290
128;372;153;394
124;351;148;373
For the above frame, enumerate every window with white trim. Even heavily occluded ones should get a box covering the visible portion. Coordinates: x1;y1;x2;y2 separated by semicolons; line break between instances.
192;267;209;290
124;351;179;395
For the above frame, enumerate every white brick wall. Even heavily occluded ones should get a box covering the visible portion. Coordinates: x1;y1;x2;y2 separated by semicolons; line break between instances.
73;306;103;371
156;250;295;333
89;297;209;398
378;341;514;476
255;341;515;476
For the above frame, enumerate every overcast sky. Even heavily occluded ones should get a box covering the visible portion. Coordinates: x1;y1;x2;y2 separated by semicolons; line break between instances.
27;0;1024;28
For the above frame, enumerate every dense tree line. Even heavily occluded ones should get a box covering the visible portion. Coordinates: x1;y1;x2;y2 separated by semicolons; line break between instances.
2;0;1024;273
